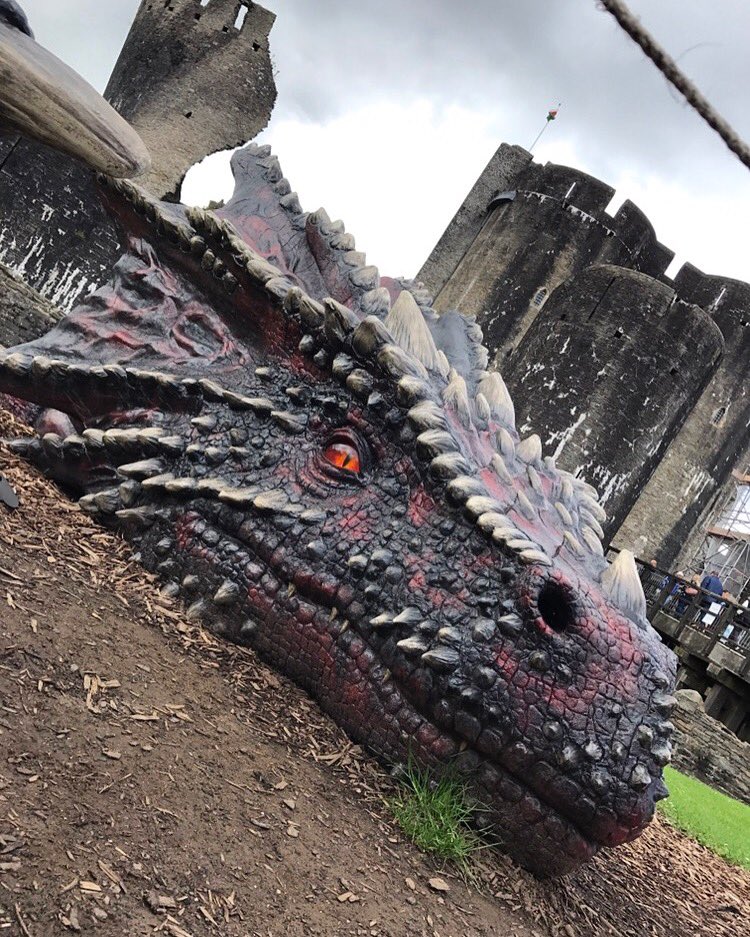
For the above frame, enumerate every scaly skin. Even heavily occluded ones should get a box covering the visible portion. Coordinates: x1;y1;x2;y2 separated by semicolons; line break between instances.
0;143;676;877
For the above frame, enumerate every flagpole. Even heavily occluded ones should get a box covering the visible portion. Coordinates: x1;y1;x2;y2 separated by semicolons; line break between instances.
529;103;561;152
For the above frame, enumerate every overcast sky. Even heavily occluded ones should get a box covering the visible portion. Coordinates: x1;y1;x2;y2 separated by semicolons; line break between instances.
25;0;750;284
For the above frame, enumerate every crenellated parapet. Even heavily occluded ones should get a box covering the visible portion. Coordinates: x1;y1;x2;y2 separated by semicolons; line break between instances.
420;147;675;363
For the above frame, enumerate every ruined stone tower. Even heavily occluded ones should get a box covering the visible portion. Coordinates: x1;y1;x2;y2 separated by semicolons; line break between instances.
418;143;750;566
0;0;276;311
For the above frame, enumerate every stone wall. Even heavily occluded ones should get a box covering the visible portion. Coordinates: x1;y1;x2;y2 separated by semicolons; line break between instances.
671;690;750;806
503;265;723;537
0;0;276;313
0;262;61;348
616;268;750;567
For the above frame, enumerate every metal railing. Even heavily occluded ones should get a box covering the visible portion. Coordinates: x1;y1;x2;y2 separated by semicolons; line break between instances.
606;549;750;670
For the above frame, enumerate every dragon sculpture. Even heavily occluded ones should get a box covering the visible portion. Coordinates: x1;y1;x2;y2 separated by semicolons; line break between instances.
0;2;676;879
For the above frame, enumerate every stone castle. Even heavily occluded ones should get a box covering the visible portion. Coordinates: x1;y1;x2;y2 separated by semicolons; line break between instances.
418;146;750;576
0;0;747;581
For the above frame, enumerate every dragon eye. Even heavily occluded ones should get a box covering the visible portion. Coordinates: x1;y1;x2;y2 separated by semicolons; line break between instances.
323;441;361;474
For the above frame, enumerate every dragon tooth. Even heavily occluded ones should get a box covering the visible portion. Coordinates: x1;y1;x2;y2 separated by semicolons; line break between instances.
360;287;391;318
186;599;210;623
349;265;380;290
330;231;355;251
157;435;185;456
580;495;607;523
331;353;355;379
154;537;173;557
601;550;647;621
527;465;543;494
421;647;461;672
141;473;176;490
164;477;198;495
464;495;504;519
442;369;472;428
517;434;543;465
430;452;471;479
476;511;510;534
445;475;486;503
475;392;491;425
397;636;430;656
253;489;291;512
416;429;458;460
119;459;165;479
478;371;515;425
629;764;652;791
195;478;226;497
580;511;605;540
384;290;446;376
377;343;429;381
218;486;259;507
564;532;585;556
519;549;553;567
515;491;536;520
554;501;574;526
369;613;395;630
343;250;366;268
279;191;302;213
115;506;157;529
407;399;447;432
351;315;392;359
396;374;431;407
118;480;141;506
271;411;306;434
651;743;672;766
191;415;217;433
214;580;241;606
323;297;359;344
491;452;513;484
393;608;423;625
437;626;462;645
345;369;374;398
284;287;325;328
581;526;604;555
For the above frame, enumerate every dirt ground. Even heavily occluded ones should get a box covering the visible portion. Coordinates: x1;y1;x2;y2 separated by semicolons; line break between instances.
1;410;749;937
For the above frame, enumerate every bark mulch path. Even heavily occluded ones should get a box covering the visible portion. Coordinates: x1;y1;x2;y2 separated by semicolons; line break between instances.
0;410;748;936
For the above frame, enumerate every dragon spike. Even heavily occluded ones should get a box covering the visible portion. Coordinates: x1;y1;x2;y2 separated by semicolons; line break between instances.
517;434;543;465
601;550;647;623
384;290;448;377
442;368;472;428
477;371;515;426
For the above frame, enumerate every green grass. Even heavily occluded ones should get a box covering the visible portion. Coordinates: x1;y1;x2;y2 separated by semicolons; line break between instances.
659;765;750;870
389;762;485;874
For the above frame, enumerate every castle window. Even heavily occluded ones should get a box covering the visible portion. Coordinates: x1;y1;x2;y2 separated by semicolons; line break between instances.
711;406;727;426
532;288;548;308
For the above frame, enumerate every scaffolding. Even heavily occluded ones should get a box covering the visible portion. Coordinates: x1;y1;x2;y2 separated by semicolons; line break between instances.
689;469;750;601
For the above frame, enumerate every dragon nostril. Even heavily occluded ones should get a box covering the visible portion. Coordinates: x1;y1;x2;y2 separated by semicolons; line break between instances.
538;582;576;632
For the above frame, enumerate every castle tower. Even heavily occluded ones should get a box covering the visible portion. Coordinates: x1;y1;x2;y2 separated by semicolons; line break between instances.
0;0;276;311
502;265;723;536
615;270;750;565
106;0;276;198
418;145;675;365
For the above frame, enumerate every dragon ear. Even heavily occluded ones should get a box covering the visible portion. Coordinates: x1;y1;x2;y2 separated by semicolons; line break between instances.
601;550;648;624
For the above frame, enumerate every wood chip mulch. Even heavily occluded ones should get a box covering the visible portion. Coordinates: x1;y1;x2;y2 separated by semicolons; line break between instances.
0;409;748;936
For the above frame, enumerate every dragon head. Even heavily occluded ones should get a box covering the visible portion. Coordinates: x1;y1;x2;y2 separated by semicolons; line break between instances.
0;143;676;877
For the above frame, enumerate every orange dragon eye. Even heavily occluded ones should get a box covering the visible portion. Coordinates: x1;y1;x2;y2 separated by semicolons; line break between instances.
323;442;361;474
